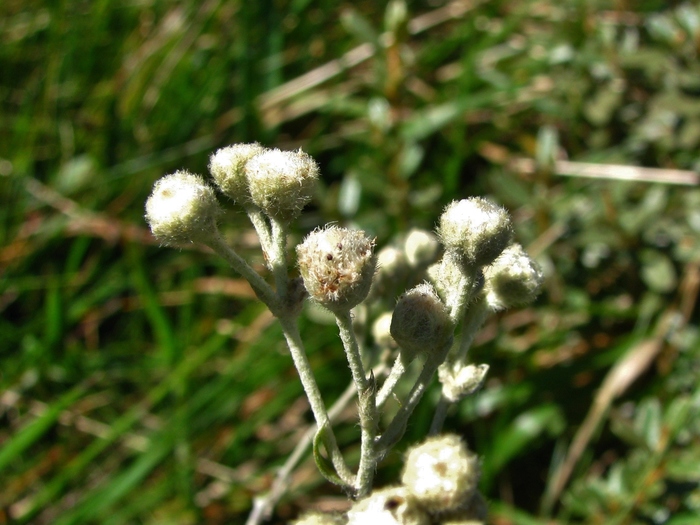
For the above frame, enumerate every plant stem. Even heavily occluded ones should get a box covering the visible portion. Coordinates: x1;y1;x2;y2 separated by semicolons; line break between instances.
335;310;378;497
245;205;273;260
269;217;289;302
451;298;489;368
246;378;362;525
205;232;280;312
278;315;353;487
376;353;407;409
431;298;490;435
375;338;452;456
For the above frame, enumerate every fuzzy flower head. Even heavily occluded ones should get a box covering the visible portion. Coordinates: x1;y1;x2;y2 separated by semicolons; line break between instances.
402;434;481;513
208;143;265;201
390;283;453;362
347;486;430;525
245;148;319;220
437;198;513;268
145;170;220;246
483;243;543;311
296;226;376;312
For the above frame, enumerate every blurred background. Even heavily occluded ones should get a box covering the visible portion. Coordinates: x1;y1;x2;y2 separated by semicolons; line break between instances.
2;0;699;523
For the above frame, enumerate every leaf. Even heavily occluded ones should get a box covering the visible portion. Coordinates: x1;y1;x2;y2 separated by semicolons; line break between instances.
312;425;344;487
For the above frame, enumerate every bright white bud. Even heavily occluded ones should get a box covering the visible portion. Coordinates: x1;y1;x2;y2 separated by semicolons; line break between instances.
245;148;319;220
402;434;481;513
296;226;376;312
437;198;513;268
483;243;543;310
372;312;396;349
404;229;440;268
390;283;453;362
347;486;430;525
377;245;407;276
208;143;265;201
145;170;220;246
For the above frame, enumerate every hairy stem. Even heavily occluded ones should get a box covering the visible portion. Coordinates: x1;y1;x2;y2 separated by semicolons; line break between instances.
205;232;279;311
375;338;452;455
376;353;407;410
246;379;361;525
335;310;378;496
245;205;273;261
278;316;353;487
269;217;289;302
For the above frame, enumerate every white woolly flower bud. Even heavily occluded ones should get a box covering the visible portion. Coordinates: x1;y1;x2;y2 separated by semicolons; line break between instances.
390;283;452;361
404;229;440;268
372;312;396;349
483;243;543;311
437;198;513;268
347;486;430;525
145;170;220;246
245;148;319;220
402;434;481;513
296;226;376;312
208;143;265;201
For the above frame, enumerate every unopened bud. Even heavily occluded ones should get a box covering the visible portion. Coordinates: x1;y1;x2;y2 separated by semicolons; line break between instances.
404;229;440;268
145;171;220;246
377;245;408;276
372;312;396;349
347;486;429;525
208;143;265;201
390;283;452;361
437;198;513;268
296;226;376;312
483;243;543;310
402;434;481;512
246;148;319;220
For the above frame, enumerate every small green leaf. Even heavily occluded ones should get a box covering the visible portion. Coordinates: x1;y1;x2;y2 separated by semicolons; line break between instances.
312;425;344;486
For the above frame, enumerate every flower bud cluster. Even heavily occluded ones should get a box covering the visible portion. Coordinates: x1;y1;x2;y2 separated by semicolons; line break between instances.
296;226;377;313
146;143;320;246
209;143;319;220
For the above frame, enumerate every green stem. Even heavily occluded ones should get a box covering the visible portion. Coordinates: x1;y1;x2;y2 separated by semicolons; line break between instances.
335;310;377;497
